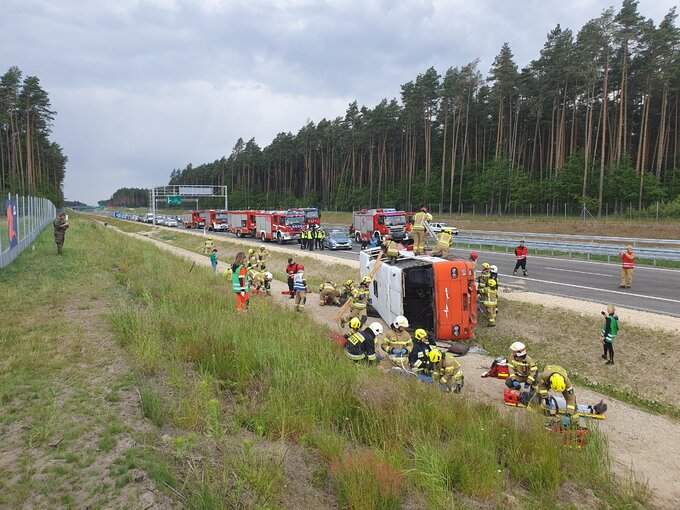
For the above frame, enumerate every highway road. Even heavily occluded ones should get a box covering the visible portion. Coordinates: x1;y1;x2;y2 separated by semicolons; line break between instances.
208;230;680;317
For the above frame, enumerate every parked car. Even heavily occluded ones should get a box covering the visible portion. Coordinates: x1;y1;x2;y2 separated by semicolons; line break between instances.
165;217;178;227
429;222;459;235
323;228;353;250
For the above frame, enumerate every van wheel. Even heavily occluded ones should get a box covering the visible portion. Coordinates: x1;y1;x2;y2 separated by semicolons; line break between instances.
355;232;362;243
236;230;242;238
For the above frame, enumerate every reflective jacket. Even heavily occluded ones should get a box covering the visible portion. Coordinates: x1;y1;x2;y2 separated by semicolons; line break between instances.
537;364;576;414
351;287;370;309
508;355;538;385
344;328;376;362
621;251;635;269
412;211;432;230
383;239;398;258
601;314;619;342
293;273;307;292
433;353;463;385
381;329;413;354
231;264;249;293
409;339;434;372
436;231;453;248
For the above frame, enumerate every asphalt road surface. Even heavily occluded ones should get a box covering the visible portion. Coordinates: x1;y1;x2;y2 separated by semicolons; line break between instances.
208;230;680;317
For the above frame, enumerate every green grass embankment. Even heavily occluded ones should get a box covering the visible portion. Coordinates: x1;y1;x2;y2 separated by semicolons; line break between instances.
96;219;649;508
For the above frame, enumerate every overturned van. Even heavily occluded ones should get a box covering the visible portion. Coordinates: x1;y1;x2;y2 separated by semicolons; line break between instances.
359;248;477;341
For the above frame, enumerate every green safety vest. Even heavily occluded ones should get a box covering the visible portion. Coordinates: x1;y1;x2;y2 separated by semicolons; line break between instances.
231;264;250;293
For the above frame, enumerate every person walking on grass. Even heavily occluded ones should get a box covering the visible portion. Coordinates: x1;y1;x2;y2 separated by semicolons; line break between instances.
619;245;635;288
210;248;218;273
600;305;619;365
53;211;69;255
231;252;249;312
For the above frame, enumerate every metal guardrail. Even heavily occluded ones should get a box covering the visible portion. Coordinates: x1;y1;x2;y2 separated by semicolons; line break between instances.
460;229;680;247
453;234;680;264
0;193;57;268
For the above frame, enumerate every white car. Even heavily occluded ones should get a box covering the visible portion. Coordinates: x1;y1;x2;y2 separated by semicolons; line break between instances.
165;217;178;227
429;222;458;235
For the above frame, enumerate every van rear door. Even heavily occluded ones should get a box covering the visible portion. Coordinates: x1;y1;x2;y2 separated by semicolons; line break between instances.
432;260;474;340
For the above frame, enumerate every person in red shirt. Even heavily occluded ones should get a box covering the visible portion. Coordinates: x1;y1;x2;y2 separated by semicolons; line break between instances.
286;258;299;299
619;245;635;288
513;240;528;276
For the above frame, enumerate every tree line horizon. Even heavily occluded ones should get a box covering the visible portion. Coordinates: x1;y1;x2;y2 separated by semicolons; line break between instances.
102;2;680;219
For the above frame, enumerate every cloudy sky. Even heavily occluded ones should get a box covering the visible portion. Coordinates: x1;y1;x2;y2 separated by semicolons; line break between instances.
2;0;675;204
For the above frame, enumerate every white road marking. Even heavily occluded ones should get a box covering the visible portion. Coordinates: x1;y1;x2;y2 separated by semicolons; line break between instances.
500;274;680;304
545;267;613;277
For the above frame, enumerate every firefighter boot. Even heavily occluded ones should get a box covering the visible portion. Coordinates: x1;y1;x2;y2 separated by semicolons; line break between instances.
523;270;528;276
512;270;517;276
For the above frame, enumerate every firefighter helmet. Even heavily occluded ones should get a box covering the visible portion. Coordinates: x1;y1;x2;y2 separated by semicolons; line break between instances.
414;328;428;341
490;265;498;273
421;207;428;212
349;317;362;330
265;271;273;280
428;348;442;364
444;228;453;234
482;262;490;270
344;279;354;287
469;251;478;260
393;315;409;329
509;341;526;357
550;373;566;392
361;276;372;285
488;279;497;288
368;322;383;336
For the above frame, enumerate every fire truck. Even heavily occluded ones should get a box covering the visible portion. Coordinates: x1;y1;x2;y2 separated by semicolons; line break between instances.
360;248;477;341
287;207;321;226
206;209;229;231
181;210;205;229
351;208;409;244
255;211;305;244
227;210;258;237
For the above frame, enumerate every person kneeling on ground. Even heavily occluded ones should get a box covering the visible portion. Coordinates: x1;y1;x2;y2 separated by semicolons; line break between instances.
505;341;538;390
343;318;381;364
429;349;464;393
536;364;580;426
409;329;436;381
377;315;413;371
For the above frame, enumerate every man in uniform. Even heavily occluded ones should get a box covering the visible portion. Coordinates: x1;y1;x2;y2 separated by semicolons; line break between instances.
53;212;69;255
513;240;528;276
381;235;399;264
257;245;270;264
431;228;454;258
411;207;432;255
468;251;478;276
341;276;371;326
286;258;298;299
318;228;326;250
536;364;578;425
409;328;436;377
343;319;381;364
293;265;307;312
318;279;341;306
430;349;464;393
477;262;491;302
340;279;355;305
377;315;413;371
203;237;215;254
484;278;498;327
505;341;538;390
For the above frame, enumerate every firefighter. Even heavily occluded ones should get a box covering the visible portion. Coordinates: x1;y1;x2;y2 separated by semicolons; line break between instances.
536;365;578;426
477;262;491;301
343;318;379;364
431;228;454;258
300;227;307;250
484;278;498;327
378;315;413;371
257;245;270;263
490;264;498;283
469;251;478;275
411;207;433;255
513;240;528;276
505;341;538;390
409;328;436;376
340;279;355;305
430;349;464;393
247;248;258;268
318;279;340;306
340;277;370;327
381;235;399;264
203;237;215;254
293;265;307;312
308;227;315;251
263;270;273;295
251;265;265;292
286;258;298;299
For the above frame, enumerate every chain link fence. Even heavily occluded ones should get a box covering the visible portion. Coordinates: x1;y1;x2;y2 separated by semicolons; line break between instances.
0;193;57;269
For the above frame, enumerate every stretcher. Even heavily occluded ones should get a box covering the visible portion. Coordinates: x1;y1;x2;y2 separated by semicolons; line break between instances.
503;389;606;420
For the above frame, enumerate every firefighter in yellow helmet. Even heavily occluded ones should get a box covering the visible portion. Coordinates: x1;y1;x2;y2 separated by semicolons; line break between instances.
431;228;454;258
484;278;498;327
409;328;436;376
378;315;413;371
340;276;371;327
411;207;433;255
537;365;578;426
381;235;399;264
318;279;340;306
430;348;464;393
477;262;491;301
343;318;377;363
257;245;270;263
203;236;215;254
247;248;258;268
340;279;355;305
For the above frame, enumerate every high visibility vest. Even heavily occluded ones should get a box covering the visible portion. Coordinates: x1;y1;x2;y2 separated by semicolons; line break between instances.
621;252;635;269
437;232;452;247
231;265;249;293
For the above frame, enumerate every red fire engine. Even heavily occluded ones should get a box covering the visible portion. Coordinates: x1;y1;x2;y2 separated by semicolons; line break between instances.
181;210;205;229
227;210;258;237
255;211;305;244
287;207;321;226
351;208;409;244
205;209;229;231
